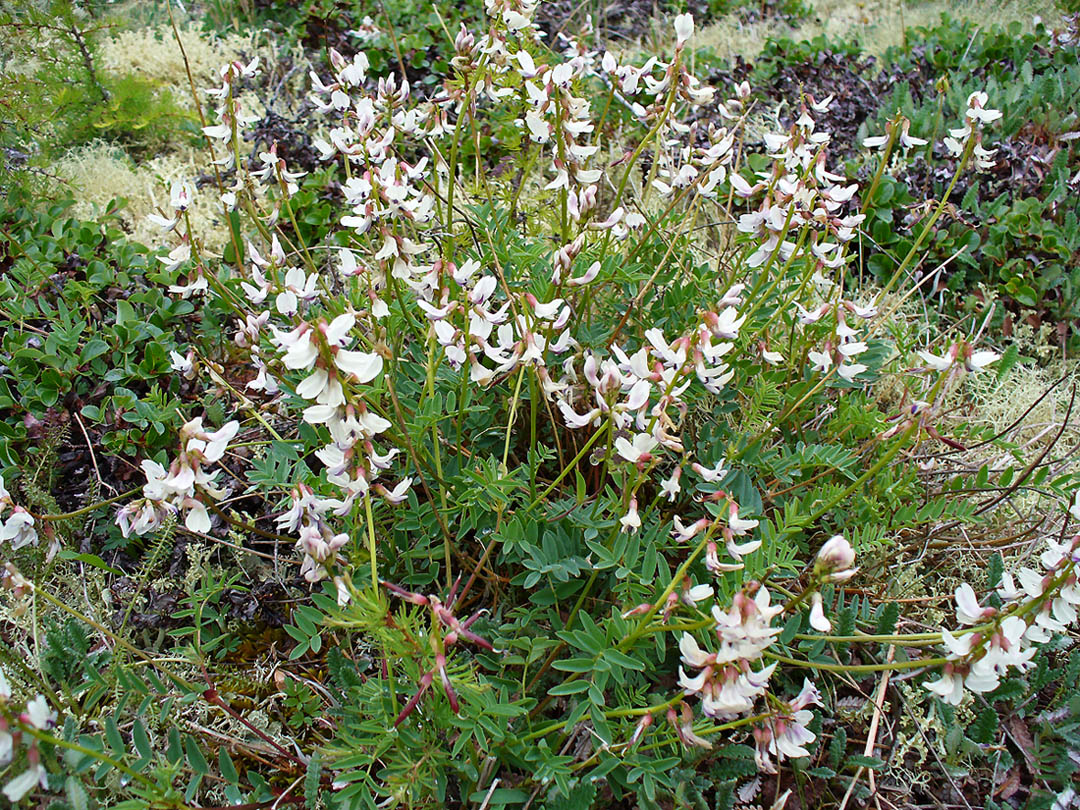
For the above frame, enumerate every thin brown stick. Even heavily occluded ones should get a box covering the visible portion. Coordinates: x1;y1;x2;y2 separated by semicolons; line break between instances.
838;645;895;810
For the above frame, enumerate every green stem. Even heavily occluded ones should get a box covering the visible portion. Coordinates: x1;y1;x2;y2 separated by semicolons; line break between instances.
31;587;198;692
804;422;918;526
523;418;609;513
763;650;948;674
859;119;899;217
528;373;538;499
874;136;974;304
31;486;142;521
502;366;527;471
598;60;682;265
619;530;715;651
365;493;378;593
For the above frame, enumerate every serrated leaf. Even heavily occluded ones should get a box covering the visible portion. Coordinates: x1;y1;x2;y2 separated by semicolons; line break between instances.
542;780;596;810
968;706;998;744
835;605;856;637
66;776;89;810
875;602;899;635
847;754;885;770
714;778;737;810
305;751;322;809
988;679;1026;704
829;726;847;770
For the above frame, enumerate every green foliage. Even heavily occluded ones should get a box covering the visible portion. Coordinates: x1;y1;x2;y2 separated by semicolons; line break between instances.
722;0;812;20
876;17;1079;141
62;74;194;156
234;0;486;84
0;201;188;465
726;13;1080;345
41;619;98;687
752;31;865;80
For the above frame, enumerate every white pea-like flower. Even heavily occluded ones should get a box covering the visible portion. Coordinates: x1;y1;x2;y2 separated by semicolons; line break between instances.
673;13;694;45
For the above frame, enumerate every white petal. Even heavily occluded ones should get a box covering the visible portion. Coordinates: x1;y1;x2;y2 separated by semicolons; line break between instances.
296;368;330;400
276;290;298;315
3;765;43;802
326;313;355;345
334;350;383;383
679;633;711;668
809;594;831;632
185;501;211;533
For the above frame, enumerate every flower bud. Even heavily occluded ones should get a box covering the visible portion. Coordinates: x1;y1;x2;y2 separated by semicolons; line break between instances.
673;13;694;46
815;535;855;573
629;713;653;747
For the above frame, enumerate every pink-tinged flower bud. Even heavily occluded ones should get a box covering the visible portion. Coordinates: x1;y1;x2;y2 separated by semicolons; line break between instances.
667;702;711;749
680;578;714;608
454;24;474;55
661;591;680;622
382;581;429;606
436;653;459;713
816;535;855;572
394;670;433;726
3;563;33;597
629;713;653;748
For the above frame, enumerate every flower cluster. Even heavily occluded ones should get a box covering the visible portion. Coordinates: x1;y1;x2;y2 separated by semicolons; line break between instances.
925;534;1080;704
116;417;239;536
678;584;782;720
944;91;1002;171
669;536;859;765
674;580;824;772
807;535;858;632
863;115;927;152
917;340;1000;376
276;483;351;586
751;679;822;773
